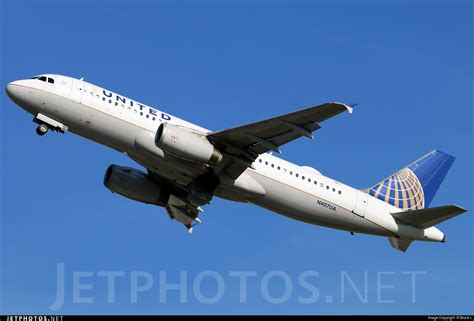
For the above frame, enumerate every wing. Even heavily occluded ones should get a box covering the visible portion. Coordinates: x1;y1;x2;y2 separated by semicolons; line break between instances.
208;102;354;178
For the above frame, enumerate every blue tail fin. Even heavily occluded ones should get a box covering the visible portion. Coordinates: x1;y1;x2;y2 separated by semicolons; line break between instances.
368;150;455;210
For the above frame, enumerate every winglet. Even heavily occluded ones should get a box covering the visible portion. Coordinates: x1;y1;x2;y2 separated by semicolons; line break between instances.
343;103;357;114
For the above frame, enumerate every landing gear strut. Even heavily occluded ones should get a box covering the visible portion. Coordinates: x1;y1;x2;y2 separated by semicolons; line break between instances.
33;114;68;136
36;123;49;136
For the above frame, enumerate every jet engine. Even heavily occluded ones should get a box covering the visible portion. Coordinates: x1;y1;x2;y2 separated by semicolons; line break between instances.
155;123;223;165
103;165;170;206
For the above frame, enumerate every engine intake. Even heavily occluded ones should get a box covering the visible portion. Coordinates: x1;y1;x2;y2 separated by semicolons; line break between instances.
104;165;170;206
155;123;222;165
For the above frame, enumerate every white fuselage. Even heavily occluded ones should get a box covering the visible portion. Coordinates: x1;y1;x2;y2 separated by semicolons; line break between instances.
6;74;444;242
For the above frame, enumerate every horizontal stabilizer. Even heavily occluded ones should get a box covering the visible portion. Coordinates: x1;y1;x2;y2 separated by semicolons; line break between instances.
392;205;466;229
388;237;412;252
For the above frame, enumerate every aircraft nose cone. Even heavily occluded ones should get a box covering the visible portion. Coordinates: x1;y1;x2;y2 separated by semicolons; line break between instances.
5;81;21;101
5;83;14;98
5;80;37;113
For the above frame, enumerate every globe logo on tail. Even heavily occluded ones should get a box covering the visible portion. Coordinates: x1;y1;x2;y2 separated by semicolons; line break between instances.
369;168;425;211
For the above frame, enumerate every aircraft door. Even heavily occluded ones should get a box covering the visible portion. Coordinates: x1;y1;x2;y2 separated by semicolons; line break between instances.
353;190;368;217
70;79;84;103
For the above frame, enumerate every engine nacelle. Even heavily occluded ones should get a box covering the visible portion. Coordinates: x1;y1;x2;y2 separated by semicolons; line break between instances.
103;165;170;206
155;123;223;165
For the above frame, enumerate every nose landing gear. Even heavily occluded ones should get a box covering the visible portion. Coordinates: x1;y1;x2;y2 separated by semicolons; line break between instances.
36;123;49;136
33;113;68;136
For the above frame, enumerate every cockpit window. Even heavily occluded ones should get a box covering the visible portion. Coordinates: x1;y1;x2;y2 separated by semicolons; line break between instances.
32;76;54;84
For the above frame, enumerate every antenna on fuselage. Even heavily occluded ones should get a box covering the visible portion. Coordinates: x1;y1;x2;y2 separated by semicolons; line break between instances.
79;77;84;81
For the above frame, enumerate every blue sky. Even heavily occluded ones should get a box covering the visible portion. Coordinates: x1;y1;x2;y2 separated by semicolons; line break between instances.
1;0;472;315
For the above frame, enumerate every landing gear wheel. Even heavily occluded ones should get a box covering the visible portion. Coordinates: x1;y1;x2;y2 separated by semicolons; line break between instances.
36;123;49;136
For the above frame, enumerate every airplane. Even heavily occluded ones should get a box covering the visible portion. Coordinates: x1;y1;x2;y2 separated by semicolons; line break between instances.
5;74;467;252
